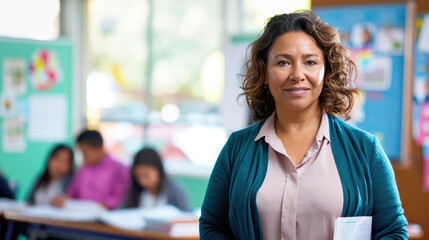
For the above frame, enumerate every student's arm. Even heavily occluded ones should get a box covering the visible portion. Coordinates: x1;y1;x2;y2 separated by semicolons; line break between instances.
63;169;82;199
50;172;79;208
104;165;129;209
166;179;191;211
199;136;235;240
26;182;37;205
370;136;408;240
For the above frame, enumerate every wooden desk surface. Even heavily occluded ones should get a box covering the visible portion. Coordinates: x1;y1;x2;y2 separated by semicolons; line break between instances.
3;211;199;240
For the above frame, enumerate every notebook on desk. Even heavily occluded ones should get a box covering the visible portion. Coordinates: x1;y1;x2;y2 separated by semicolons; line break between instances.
144;214;199;237
99;205;199;237
0;198;27;212
21;199;106;222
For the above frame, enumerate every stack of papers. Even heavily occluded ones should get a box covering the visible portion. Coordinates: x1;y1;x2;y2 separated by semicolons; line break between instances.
99;208;147;230
144;206;199;237
334;216;372;240
99;205;199;237
22;200;106;222
0;198;27;212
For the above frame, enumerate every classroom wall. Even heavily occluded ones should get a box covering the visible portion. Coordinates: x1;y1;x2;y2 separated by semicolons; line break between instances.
312;0;429;12
0;37;73;201
173;176;208;210
312;0;429;238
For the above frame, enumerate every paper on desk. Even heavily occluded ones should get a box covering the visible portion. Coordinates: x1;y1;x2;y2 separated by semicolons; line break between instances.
22;199;106;222
0;198;28;212
333;216;372;240
99;205;194;230
99;208;147;230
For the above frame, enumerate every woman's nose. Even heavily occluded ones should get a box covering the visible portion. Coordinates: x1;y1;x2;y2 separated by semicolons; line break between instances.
289;64;305;82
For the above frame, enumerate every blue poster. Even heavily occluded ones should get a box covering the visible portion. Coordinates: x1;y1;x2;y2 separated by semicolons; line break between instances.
314;4;407;161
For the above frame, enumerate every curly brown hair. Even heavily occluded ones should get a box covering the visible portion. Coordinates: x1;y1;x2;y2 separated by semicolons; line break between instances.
240;10;359;122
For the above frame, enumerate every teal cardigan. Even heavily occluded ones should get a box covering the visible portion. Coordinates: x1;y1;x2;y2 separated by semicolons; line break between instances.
199;114;408;239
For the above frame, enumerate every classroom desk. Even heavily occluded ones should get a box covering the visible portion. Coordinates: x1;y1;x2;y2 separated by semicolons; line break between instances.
3;211;199;240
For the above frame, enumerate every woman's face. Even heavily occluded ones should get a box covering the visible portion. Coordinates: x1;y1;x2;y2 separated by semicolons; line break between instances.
265;31;325;114
48;149;72;180
133;165;160;194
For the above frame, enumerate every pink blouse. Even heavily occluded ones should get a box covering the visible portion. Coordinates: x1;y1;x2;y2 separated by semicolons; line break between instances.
255;112;343;240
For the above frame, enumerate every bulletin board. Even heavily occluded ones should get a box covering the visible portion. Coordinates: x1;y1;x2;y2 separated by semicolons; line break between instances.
0;37;73;199
314;3;414;162
414;13;429;144
414;12;429;191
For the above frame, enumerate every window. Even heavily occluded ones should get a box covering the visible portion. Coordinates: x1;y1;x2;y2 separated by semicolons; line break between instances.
86;0;310;173
243;0;311;33
87;0;225;171
0;0;60;40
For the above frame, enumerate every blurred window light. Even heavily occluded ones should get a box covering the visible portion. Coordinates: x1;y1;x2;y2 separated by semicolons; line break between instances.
88;0;148;122
0;0;60;40
88;0;307;172
161;104;180;123
86;71;118;109
243;0;311;33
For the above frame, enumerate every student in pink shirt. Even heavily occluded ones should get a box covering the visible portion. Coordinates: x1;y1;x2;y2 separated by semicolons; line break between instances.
52;130;130;209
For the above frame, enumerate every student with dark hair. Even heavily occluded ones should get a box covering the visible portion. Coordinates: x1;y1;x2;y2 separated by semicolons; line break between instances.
122;148;190;211
0;173;14;199
27;144;74;205
52;129;129;210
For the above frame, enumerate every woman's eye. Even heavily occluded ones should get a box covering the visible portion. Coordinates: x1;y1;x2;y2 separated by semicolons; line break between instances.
306;60;317;66
278;60;288;66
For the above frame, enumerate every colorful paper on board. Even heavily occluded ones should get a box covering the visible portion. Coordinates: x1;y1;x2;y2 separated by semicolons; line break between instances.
2;118;26;153
418;15;429;54
3;58;27;95
422;138;429;192
29;49;63;91
0;93;18;118
418;102;429;145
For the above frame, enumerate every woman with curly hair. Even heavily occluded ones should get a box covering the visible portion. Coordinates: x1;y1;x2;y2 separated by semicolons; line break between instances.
199;10;407;240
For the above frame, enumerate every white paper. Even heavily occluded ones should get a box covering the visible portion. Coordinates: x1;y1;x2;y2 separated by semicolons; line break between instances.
375;27;404;54
418;15;429;54
0;198;28;212
22;200;106;222
334;216;372;240
355;56;392;91
28;94;67;142
99;208;147;230
2;118;26;152
3;58;27;95
414;77;427;103
99;205;195;230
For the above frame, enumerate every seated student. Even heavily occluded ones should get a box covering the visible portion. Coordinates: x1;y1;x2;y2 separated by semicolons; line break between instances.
52;130;129;209
122;148;190;211
0;172;15;240
27;144;74;205
0;172;14;199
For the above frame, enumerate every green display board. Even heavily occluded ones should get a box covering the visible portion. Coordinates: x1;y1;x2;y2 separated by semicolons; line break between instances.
0;37;73;200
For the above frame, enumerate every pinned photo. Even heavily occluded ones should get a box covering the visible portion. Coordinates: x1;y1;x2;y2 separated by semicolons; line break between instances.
3;58;27;95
